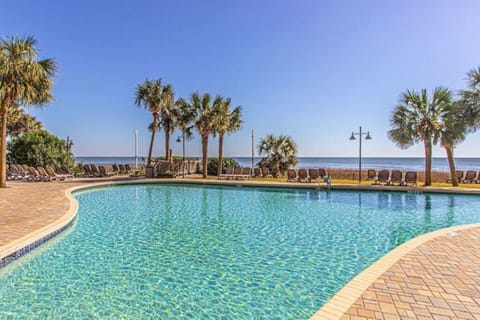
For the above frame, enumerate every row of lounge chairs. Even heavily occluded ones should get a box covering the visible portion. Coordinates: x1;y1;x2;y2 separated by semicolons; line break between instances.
286;168;329;183
367;169;417;186
219;167;277;180
8;164;74;182
77;164;140;177
219;167;253;180
447;170;480;184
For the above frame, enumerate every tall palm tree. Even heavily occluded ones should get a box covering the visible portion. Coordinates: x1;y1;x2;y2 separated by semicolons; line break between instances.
190;92;221;178
176;97;196;140
439;102;468;186
460;67;480;129
134;79;171;165
258;134;298;176
158;84;177;161
213;98;243;177
388;88;452;186
0;36;56;188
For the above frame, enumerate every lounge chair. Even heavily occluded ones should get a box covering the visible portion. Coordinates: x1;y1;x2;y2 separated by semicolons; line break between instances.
112;164;121;175
297;168;308;182
125;164;140;176
237;167;251;180
220;167;234;180
308;168;320;182
54;164;64;174
403;171;417;186
367;169;377;181
387;170;403;186
118;164;127;174
262;167;273;178
376;170;390;185
27;167;43;182
46;166;74;181
37;166;55;181
233;167;242;177
99;165;116;177
253;167;262;177
462;170;477;183
83;164;94;177
61;165;72;175
91;164;101;176
7;165;26;180
7;165;18;180
287;169;297;182
446;170;464;183
318;168;328;179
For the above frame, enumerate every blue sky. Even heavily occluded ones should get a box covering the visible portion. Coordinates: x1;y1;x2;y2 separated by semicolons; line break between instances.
2;0;480;158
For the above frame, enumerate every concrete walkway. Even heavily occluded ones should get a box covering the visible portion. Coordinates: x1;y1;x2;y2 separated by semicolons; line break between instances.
341;227;480;320
1;179;480;319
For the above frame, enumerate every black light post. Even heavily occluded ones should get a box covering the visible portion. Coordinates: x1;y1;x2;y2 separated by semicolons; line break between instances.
349;126;371;184
176;132;186;178
251;129;254;175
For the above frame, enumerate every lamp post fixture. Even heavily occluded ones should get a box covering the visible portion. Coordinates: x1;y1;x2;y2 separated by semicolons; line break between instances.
65;136;73;153
176;132;186;178
349;126;372;184
251;129;255;175
134;129;138;169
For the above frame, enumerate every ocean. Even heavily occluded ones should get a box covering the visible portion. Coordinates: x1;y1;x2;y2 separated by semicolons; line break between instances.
75;156;480;172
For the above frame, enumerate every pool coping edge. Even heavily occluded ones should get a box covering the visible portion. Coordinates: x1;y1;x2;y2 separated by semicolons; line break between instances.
0;185;81;266
309;222;480;320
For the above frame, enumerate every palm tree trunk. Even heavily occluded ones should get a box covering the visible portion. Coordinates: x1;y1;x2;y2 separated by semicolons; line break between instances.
0;98;8;188
424;138;432;186
202;134;208;179
165;123;170;161
147;116;158;166
217;134;224;177
445;145;458;186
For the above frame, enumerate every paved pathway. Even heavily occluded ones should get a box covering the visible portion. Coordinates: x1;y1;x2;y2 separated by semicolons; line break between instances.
1;179;480;319
341;227;480;320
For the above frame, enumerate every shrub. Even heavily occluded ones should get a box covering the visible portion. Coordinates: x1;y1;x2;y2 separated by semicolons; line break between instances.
7;130;75;168
207;157;239;175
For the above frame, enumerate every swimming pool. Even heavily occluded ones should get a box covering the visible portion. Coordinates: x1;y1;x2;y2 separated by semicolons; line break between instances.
1;183;480;319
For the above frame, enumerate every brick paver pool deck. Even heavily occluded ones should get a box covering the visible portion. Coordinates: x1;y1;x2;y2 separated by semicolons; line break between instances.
1;179;480;319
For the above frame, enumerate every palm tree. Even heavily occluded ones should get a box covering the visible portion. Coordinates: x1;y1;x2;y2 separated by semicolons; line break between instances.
158;85;177;161
213;98;243;177
0;36;57;188
190;92;221;178
439;102;468;186
6;103;43;137
388;88;452;186
460;67;480;129
258;134;298;176
176;97;196;140
134;79;171;165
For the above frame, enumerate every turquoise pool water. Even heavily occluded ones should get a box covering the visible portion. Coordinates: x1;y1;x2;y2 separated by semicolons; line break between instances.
1;184;480;319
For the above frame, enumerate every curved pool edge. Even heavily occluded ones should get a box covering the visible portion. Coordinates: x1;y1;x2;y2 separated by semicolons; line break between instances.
0;185;80;266
309;222;480;320
3;178;480;318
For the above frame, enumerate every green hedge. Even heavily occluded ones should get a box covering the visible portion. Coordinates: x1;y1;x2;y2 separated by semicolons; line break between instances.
207;157;239;175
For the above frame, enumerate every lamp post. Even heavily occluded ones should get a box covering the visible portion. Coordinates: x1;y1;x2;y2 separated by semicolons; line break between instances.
64;136;74;155
251;129;255;175
134;129;138;169
176;132;186;178
349;126;372;184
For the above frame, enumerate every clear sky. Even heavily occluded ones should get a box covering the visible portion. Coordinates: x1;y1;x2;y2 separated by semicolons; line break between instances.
1;0;480;158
